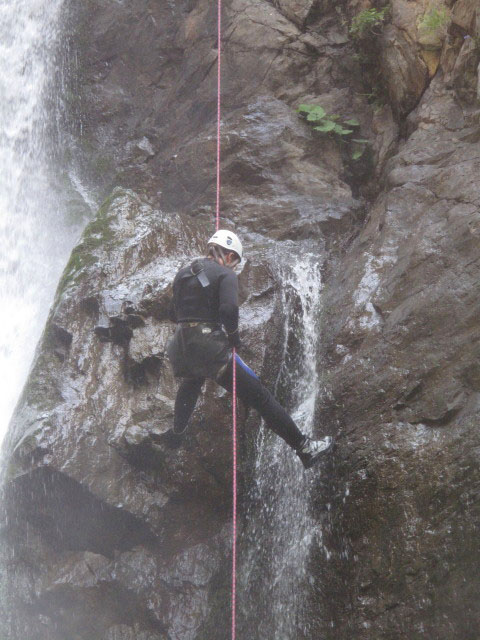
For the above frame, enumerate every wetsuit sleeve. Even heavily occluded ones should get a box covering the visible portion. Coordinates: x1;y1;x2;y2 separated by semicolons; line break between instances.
218;270;239;335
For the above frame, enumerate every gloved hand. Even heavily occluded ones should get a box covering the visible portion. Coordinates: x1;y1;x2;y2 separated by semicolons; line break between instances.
227;329;241;349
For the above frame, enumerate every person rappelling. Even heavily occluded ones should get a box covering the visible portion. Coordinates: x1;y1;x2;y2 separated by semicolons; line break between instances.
165;229;332;469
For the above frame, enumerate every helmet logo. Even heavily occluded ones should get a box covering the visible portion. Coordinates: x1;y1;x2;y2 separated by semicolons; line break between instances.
226;236;232;245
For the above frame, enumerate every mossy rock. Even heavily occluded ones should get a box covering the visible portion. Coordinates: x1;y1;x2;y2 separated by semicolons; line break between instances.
55;190;125;298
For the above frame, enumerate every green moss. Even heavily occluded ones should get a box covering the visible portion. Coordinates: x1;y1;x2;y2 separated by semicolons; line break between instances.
418;5;450;34
349;6;390;39
55;190;123;298
56;248;96;296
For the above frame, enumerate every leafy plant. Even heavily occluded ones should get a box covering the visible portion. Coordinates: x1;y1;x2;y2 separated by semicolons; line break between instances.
297;104;369;160
418;6;449;33
349;6;390;39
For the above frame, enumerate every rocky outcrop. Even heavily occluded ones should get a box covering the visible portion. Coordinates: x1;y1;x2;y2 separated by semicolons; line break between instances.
2;0;480;638
0;187;289;639
309;1;480;638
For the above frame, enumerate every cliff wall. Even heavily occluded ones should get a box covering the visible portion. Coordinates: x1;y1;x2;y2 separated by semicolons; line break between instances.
1;0;480;638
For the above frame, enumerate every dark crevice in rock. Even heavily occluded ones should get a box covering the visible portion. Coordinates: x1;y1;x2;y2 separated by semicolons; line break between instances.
411;404;463;427
126;354;165;387
47;323;73;362
49;324;73;363
79;295;100;317
397;75;436;139
50;324;73;348
3;467;158;558
116;430;168;471
94;320;133;345
304;1;335;28
94;312;145;346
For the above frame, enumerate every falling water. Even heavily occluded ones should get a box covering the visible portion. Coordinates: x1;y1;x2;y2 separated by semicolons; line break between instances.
0;0;89;441
240;252;324;639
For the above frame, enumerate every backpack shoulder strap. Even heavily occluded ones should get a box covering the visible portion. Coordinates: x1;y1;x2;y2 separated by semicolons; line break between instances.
190;259;210;288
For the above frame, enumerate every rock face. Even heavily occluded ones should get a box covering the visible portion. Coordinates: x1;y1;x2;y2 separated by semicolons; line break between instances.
309;1;480;638
2;0;480;638
0;188;288;640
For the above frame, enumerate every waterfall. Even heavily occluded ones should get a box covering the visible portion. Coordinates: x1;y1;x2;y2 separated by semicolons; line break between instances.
0;0;90;441
240;251;324;639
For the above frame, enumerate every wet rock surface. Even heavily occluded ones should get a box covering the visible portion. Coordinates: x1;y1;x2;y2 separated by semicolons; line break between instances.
2;0;480;638
1;189;284;639
308;2;480;638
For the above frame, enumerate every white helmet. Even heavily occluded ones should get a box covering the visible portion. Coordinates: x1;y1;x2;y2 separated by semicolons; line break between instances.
207;229;243;261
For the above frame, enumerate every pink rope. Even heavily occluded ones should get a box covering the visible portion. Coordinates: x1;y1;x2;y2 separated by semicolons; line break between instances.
215;1;238;636
232;348;237;639
216;0;222;232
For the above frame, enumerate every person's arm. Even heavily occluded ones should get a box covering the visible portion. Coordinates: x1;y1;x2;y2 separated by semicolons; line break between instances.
218;270;240;346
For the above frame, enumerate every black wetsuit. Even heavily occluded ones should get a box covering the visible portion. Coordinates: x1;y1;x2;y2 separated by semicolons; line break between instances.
167;257;304;449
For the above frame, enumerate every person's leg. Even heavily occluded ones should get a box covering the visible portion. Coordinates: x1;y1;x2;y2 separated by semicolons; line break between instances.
174;377;205;433
216;355;304;449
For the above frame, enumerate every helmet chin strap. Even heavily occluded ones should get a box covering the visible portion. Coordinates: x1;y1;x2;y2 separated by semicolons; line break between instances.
208;244;224;263
209;244;239;268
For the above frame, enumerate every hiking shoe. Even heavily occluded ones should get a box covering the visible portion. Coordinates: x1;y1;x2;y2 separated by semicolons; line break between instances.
296;435;332;469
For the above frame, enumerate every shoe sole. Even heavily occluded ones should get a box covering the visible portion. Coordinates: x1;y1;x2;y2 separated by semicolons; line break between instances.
301;437;333;469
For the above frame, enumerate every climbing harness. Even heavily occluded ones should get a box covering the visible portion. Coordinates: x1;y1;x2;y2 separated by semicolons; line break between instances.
215;0;238;636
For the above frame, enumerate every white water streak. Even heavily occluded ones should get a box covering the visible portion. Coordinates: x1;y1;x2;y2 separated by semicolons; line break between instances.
0;0;82;439
241;253;324;639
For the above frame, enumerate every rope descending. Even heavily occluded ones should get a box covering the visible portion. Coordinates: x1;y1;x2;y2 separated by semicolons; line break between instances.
216;0;222;233
232;348;238;640
215;1;238;637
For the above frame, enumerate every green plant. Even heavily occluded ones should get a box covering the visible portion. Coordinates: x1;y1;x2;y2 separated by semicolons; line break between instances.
349;6;390;39
297;104;356;134
418;6;449;33
297;104;369;160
